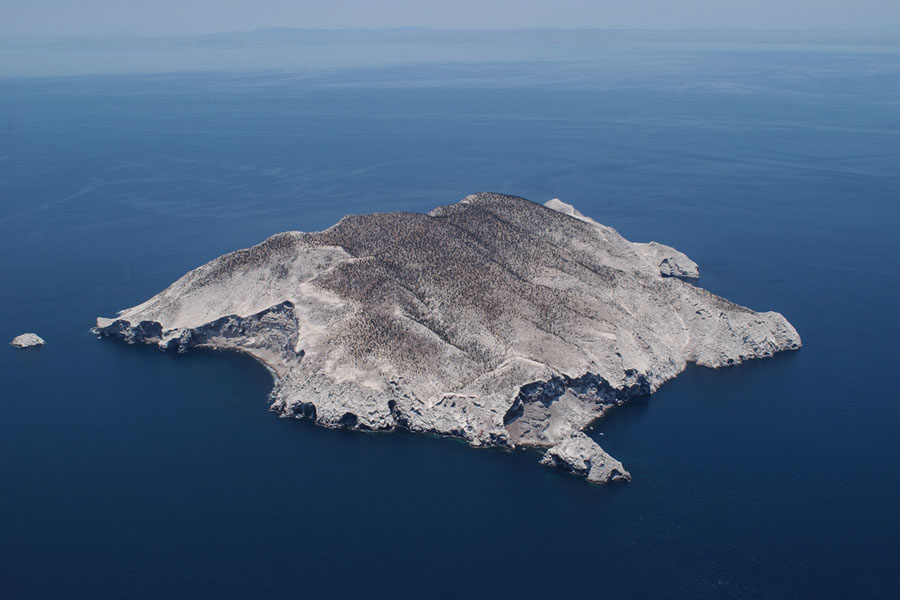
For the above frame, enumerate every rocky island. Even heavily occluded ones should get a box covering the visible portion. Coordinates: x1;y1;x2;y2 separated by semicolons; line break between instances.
96;193;800;482
10;333;45;348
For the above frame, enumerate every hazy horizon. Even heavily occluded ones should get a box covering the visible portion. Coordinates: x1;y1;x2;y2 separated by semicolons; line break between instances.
4;24;900;40
3;25;900;79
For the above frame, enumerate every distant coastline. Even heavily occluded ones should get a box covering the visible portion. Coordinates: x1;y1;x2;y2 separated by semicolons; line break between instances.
2;27;899;78
5;26;900;49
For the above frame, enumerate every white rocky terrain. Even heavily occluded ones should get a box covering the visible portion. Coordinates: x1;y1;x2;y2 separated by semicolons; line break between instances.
95;193;801;482
10;333;45;348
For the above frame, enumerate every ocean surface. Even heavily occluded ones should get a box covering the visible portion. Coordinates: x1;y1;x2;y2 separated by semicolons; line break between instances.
1;46;899;598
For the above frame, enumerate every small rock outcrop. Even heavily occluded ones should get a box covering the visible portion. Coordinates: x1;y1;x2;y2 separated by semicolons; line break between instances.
95;193;801;483
541;432;631;483
10;333;45;348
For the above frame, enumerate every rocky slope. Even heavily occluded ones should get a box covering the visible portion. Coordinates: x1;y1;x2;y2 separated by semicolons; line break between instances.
95;193;801;482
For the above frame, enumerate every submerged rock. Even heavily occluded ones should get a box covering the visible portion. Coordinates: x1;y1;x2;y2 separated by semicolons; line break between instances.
10;333;45;348
95;193;801;482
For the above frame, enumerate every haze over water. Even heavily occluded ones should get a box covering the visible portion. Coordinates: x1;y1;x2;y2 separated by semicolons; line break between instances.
1;44;899;598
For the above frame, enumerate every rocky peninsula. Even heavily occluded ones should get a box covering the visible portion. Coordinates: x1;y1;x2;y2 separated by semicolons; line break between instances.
95;193;801;482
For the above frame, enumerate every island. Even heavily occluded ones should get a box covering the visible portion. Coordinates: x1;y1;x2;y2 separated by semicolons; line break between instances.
10;333;45;348
95;193;801;482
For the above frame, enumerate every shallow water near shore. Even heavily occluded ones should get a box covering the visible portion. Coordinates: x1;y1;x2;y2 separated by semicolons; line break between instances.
1;47;899;598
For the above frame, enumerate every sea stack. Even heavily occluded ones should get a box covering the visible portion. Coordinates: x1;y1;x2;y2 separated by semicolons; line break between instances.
95;193;801;482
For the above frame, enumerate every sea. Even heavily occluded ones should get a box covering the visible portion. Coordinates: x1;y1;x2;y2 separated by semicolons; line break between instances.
1;45;899;598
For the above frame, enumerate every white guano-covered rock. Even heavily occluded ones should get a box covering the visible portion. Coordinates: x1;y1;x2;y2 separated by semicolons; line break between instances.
10;333;45;348
95;193;801;483
540;432;631;483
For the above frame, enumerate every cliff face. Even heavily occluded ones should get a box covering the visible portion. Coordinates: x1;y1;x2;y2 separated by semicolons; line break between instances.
96;193;801;482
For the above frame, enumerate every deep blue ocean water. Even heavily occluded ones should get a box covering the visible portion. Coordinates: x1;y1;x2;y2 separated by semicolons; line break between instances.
1;47;899;598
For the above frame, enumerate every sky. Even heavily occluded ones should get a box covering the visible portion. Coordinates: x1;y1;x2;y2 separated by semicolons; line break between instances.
2;0;899;37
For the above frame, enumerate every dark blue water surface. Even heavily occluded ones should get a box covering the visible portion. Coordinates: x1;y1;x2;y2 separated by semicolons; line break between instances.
2;48;899;598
